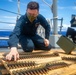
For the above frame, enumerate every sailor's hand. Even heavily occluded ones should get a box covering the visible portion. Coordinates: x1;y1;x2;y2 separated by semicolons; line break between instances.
6;47;19;61
44;39;49;47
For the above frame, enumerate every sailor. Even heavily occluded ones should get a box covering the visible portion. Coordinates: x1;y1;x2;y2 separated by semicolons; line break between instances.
6;1;52;61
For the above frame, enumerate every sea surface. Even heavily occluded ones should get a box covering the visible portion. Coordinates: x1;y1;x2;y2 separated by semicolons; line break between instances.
0;31;66;47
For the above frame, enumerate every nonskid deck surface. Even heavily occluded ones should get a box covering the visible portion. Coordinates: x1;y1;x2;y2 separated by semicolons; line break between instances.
0;49;76;75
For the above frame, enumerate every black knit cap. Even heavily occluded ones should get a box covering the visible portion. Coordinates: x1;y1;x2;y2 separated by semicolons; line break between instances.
27;1;39;10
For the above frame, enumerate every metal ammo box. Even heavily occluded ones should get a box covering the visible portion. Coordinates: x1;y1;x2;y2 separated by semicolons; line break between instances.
57;36;76;54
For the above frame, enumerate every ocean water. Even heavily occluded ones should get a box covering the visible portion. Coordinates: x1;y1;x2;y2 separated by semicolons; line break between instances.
0;31;12;37
0;31;12;47
50;31;66;36
0;31;66;47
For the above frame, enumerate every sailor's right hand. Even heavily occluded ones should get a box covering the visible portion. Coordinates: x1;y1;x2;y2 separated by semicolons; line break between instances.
6;47;19;61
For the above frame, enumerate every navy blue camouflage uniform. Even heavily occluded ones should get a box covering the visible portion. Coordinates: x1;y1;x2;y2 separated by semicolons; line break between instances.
8;14;52;52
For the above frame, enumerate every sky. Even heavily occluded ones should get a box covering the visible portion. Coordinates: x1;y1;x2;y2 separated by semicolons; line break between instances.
0;0;76;31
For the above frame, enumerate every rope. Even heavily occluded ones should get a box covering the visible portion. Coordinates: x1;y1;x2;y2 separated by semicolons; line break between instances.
0;21;15;24
0;8;22;15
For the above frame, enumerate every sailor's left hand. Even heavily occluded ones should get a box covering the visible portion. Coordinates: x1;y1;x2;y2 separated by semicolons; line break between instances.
44;39;49;47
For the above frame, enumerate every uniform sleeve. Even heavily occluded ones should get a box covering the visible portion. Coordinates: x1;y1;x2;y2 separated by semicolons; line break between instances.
8;16;24;48
38;14;51;39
